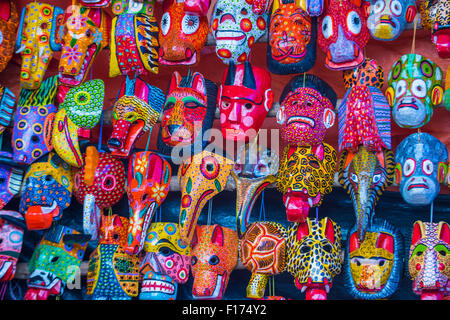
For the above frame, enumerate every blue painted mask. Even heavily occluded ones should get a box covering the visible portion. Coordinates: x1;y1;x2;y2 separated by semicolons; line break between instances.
0;164;23;210
395;132;448;206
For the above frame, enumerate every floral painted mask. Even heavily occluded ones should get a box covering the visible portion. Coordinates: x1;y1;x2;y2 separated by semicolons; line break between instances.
20;152;74;231
277;74;337;147
218;61;273;142
367;0;416;41
178;150;234;245
87;215;140;300
344;218;404;299
408;220;450;300
386;54;443;129
111;0;155;15
52;79;104;168
240;222;287;299
108;77;165;158
157;71;217;156
232;144;279;238
318;0;371;70
13;75;58;165
125;151;171;255
394;132;448;206
0;211;25;282
0;0;18;72
276;143;337;223
338;147;395;243
0;164;23;211
110;12;159;77
191;224;239;300
159;0;208;66
286;217;343;300
58;4;111;88
15;3;64;90
74;146;126;240
25;224;87;300
139;222;191;300
267;0;317;75
211;0;268;64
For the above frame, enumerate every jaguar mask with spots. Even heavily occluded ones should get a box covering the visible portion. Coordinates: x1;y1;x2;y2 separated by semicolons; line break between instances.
286;217;343;300
57;4;111;93
339;58;391;154
0;0;19;73
20;153;74;231
218;61;273;142
417;0;450;59
267;0;317;75
24;224;88;300
191;224;239;300
240;222;287;299
13;76;58;165
0;211;25;282
394;132;448;206
108;77;165;158
408;220;450;300
232;144;279;238
158;0;208;66
52;79;104;168
139;222;191;300
367;0;417;41
276;143;337;223
109;10;159;77
210;0;268;64
344;218;404;300
318;0;371;70
15;3;64;90
277;74;337;147
87;215;140;300
73;146;126;241
178;150;234;245
157;71;217;157
125;151;171;255
386;54;443;129
338;146;395;242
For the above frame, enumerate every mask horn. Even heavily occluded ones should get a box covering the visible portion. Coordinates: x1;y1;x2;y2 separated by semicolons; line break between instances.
243;61;256;90
225;61;236;86
272;0;280;14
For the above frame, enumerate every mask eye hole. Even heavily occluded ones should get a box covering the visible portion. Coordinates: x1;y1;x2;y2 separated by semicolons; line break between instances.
321;15;333;39
51;256;60;263
0;178;5;184
403;158;416;177
102;175;116;191
422;159;433;175
378;259;386;267
160;12;171;36
351;257;361;266
209;255;220;265
191;256;198;265
240;8;248;15
243;103;253;110
350;172;358;183
113;233;119;240
323;243;333;253
85;29;92;38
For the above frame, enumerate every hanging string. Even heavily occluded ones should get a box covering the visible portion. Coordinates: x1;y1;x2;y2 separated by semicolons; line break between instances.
144;128;153;151
97;111;104;152
430;201;434;223
411;15;418;54
315;206;319;223
272;276;275;297
207;198;213;225
159;204;162;222
259;190;266;222
0;282;7;300
302;72;306;87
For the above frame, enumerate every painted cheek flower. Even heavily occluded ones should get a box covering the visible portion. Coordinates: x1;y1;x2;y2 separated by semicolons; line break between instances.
62;44;83;66
135;156;148;173
92;30;103;46
151;183;167;203
68;15;88;31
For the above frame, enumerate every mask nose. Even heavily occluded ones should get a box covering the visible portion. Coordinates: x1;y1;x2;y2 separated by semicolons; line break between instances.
107;137;123;148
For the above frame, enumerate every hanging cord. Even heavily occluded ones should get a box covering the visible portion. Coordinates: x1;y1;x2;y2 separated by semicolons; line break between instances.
207;198;213;225
411;14;418;54
315;206;319;223
259;190;266;222
430;201;434;223
0;282;7;300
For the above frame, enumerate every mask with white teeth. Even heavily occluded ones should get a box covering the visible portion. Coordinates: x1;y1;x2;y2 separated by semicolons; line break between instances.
19;152;74;231
210;0;268;64
139;222;191;300
277;74;336;147
57;4;110;99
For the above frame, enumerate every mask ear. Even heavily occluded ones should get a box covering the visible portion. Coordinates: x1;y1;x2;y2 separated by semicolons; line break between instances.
276;106;286;125
438;162;447;184
362;0;371;17
322;217;335;244
411;221;425;246
349;232;360;252
191;72;206;97
217;85;223;109
405;5;417;23
376;233;394;254
264;89;274;112
438;222;450;245
168;71;182;93
323;107;335;129
296;221;310;242
14;7;26;53
394;163;402;185
386;87;395;107
211;225;224;247
431;85;443;106
49;6;64;52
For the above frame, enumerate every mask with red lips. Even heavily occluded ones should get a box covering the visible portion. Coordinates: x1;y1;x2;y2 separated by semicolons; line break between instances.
219;61;273;142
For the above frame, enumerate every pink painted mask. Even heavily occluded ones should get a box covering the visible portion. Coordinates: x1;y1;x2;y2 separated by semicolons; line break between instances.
218;61;274;142
73;146;126;240
125;151;171;255
0;211;25;282
277;74;337;146
191;224;239;300
318;0;371;70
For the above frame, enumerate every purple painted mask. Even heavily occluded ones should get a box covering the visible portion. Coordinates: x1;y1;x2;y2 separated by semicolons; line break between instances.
0;164;23;210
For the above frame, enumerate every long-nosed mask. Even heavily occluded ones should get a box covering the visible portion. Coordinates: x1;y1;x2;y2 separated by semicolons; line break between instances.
191;224;239;300
408;220;450;300
15;3;64;90
0;211;25;282
13;76;58;165
0;0;19;72
73;146;126;240
232;144;279;238
58;4;111;89
178;150;234;245
139;222;191;300
20;152;73;231
338;146;395;242
108;77;165;158
276;143;337;223
125;151;171;255
52;79;104;168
